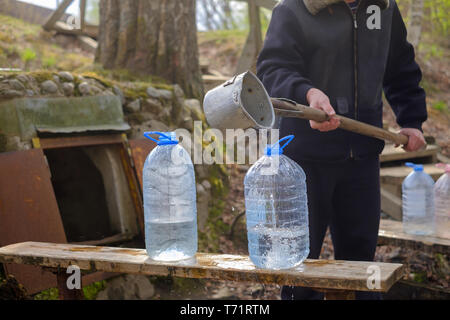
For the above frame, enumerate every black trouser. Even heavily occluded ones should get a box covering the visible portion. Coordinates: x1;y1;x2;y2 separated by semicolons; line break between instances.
281;156;382;300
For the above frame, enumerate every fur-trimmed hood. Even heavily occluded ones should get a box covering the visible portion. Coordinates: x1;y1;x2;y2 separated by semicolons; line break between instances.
303;0;389;15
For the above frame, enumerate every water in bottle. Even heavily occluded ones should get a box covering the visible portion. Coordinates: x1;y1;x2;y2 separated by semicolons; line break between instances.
402;162;435;235
434;164;450;238
143;132;197;261
244;135;309;270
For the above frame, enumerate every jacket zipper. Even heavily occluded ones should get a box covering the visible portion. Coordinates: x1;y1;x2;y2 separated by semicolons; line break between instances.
347;3;359;159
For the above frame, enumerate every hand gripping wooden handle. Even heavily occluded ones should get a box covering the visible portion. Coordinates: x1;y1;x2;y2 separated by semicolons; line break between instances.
271;98;409;146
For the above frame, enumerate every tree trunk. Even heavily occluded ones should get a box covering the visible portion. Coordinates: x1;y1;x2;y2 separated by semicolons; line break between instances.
407;0;424;49
236;0;262;74
96;0;203;99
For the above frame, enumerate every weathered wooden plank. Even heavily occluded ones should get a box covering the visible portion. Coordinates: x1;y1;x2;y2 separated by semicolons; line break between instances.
380;144;440;163
78;35;98;54
381;182;401;198
380;187;403;221
0;242;404;292
202;75;229;83
437;153;450;164
43;0;74;30
50;21;98;39
381;164;444;185
202;74;230;91
378;219;450;254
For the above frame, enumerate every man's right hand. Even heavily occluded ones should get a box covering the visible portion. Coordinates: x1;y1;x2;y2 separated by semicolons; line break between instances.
307;88;340;132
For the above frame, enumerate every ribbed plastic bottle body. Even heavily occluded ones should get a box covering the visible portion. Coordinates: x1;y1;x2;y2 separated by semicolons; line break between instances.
434;173;450;238
143;144;197;261
244;154;309;270
402;171;435;235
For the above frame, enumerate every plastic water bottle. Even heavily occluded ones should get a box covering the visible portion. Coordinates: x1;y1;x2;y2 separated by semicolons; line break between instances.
434;164;450;238
244;135;309;270
402;162;435;235
143;132;197;261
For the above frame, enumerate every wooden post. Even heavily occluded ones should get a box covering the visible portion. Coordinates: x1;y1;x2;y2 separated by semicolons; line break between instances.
235;0;263;74
79;0;87;32
324;290;356;300
56;269;84;300
43;0;74;31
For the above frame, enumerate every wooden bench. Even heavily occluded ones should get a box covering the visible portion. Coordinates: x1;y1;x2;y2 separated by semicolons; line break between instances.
0;242;405;300
378;219;450;254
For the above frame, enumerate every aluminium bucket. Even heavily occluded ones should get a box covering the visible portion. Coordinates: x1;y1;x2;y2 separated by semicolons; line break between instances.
203;71;275;130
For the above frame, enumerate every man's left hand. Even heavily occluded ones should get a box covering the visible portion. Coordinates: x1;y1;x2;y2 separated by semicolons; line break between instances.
396;128;426;152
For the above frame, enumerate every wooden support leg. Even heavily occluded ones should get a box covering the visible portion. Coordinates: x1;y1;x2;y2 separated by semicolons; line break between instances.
324;289;356;300
56;269;83;300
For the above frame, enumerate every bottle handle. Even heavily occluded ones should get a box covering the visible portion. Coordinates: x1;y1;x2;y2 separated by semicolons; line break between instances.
143;131;172;143
405;162;415;168
266;135;294;156
274;135;295;153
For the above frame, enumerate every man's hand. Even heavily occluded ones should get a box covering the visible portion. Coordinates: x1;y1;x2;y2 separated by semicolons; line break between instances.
396;128;426;152
307;88;340;132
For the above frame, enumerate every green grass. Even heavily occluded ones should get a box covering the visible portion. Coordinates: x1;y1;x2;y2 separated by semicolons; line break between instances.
33;280;106;300
20;48;36;63
412;272;427;283
83;280;106;300
0;14;92;72
33;287;59;300
79;64;172;88
432;101;448;112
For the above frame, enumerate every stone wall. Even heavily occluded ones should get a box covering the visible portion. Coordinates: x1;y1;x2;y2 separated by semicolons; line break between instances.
0;70;217;233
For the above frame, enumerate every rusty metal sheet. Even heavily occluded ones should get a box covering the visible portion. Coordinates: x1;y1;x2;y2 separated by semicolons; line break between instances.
0;149;66;294
0;149;115;295
119;144;145;237
129;139;156;190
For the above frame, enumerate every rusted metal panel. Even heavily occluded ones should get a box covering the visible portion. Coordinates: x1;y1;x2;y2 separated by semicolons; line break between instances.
0;149;66;294
36;134;124;150
127;138;156;236
119;143;145;237
129;139;156;190
0;149;120;294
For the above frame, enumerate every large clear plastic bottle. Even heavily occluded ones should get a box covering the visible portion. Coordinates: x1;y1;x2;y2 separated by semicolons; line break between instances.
143;132;197;261
244;136;309;270
402;162;435;235
434;164;450;238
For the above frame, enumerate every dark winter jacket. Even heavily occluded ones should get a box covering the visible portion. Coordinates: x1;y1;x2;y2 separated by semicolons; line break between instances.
257;0;427;162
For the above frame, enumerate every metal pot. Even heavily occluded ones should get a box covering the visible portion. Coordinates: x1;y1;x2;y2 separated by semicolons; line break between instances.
203;71;275;130
203;71;409;146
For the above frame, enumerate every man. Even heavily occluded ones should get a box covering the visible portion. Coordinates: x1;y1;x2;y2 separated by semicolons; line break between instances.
257;0;427;299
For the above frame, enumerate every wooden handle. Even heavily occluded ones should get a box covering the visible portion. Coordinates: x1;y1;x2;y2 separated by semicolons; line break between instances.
271;99;409;146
